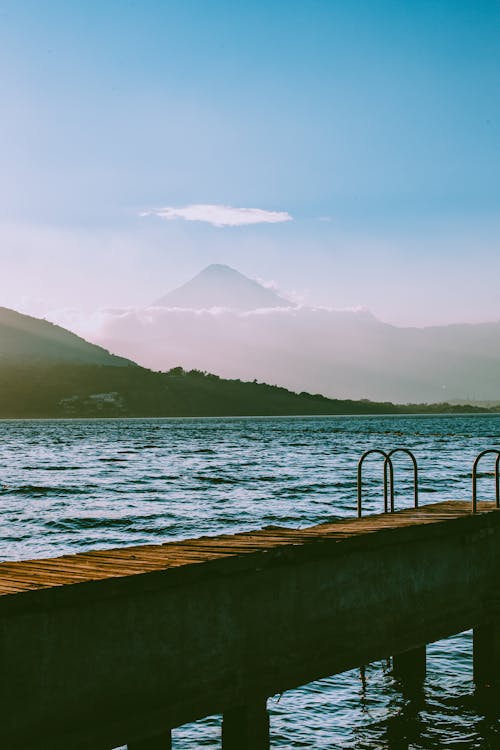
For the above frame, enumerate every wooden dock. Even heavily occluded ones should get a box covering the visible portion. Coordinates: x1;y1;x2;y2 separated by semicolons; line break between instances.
1;500;500;749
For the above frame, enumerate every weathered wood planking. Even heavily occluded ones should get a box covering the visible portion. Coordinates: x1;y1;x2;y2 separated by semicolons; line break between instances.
0;500;494;598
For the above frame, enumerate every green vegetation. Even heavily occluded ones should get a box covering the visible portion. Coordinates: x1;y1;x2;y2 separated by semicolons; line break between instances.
0;306;132;366
0;364;497;419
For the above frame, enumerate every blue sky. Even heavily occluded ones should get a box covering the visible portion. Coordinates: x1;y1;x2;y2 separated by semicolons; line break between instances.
0;0;498;325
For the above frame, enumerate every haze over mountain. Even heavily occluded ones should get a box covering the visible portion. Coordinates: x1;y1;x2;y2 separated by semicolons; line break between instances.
154;264;291;310
0;302;486;418
68;264;500;405
0;302;491;418
0;290;497;416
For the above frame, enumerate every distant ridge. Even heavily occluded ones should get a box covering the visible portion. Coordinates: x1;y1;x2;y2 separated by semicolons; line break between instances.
155;264;292;310
0;363;495;418
0;300;496;418
0;307;133;366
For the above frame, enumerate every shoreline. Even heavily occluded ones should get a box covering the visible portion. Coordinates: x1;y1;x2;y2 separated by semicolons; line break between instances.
0;411;499;422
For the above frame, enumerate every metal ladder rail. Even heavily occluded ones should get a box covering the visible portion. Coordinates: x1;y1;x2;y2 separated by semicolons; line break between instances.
384;448;419;512
472;449;500;513
356;447;419;689
357;449;394;518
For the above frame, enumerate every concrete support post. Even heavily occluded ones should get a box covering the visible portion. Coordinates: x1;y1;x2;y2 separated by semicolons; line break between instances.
127;730;172;750
222;699;270;750
393;646;426;687
474;619;500;690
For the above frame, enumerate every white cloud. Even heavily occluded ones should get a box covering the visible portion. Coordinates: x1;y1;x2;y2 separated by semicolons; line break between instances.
141;204;293;227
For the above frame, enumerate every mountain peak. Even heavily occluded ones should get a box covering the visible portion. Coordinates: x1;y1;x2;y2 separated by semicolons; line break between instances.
155;265;292;310
199;263;237;275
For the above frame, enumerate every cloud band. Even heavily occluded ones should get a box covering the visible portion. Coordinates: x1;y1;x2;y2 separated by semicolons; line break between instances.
142;203;293;227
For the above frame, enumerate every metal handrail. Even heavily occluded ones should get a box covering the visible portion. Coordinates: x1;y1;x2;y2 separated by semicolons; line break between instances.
472;449;500;513
384;448;419;511
357;449;394;518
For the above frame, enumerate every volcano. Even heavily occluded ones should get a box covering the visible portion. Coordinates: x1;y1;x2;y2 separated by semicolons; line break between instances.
154;264;292;310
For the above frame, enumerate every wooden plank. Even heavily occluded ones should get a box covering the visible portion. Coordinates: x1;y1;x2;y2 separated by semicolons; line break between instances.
0;501;496;598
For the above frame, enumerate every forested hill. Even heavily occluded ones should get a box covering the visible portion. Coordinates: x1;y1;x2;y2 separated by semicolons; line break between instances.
0;364;495;419
0;307;132;366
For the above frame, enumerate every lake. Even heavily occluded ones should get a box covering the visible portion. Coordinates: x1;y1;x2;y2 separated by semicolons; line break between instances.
1;414;499;748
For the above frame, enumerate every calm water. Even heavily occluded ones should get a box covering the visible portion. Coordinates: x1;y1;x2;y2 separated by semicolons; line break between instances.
1;414;499;749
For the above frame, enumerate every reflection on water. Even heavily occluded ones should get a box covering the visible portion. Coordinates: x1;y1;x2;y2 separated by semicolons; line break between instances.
0;415;499;748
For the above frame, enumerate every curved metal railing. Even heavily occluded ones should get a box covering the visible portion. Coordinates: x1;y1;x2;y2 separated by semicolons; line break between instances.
472;449;500;513
357;449;394;518
384;448;419;511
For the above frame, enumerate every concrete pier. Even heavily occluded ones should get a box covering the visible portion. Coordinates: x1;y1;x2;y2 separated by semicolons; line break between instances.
393;646;426;687
0;500;499;750
222;699;270;750
473;616;500;691
128;731;172;750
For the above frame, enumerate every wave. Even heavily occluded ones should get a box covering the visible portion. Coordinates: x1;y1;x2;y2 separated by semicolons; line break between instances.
0;485;97;496
45;516;141;530
21;466;84;471
195;475;238;484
